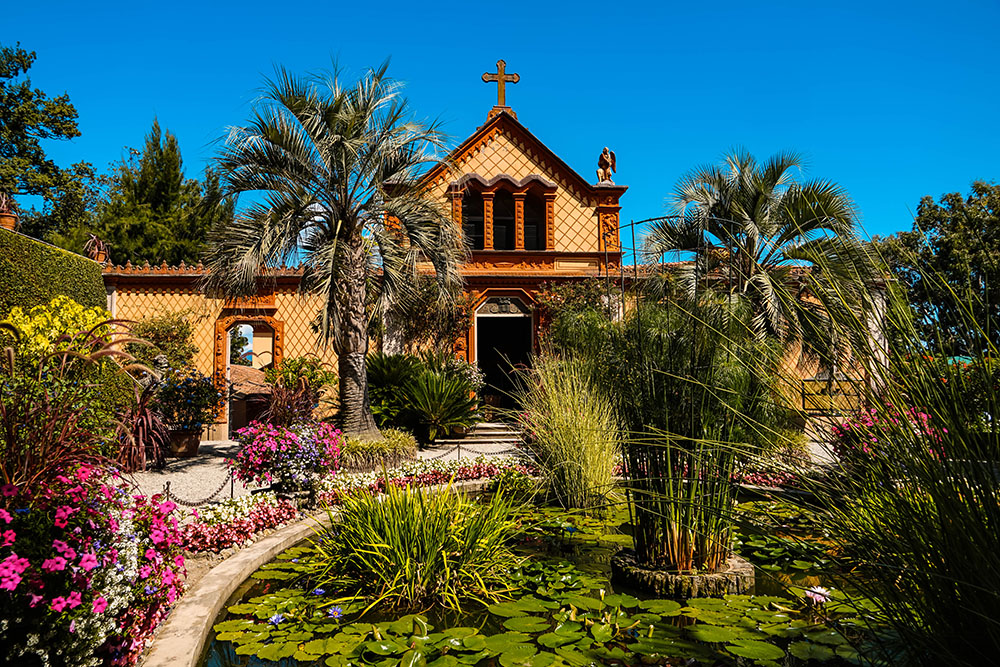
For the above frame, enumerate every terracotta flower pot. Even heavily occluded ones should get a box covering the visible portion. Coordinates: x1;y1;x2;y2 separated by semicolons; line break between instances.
168;430;201;458
0;213;17;231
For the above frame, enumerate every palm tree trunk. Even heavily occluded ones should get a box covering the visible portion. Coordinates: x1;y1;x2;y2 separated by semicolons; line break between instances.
336;232;382;438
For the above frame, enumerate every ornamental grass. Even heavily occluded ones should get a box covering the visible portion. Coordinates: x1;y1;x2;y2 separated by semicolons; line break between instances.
515;354;619;509
311;480;521;611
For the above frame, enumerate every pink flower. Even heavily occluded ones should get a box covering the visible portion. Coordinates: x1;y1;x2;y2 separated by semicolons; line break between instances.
139;565;152;579
50;597;68;612
0;484;15;497
75;467;91;483
79;553;99;572
805;586;831;605
41;557;67;572
92;596;108;614
144;548;157;560
150;529;165;545
2;530;14;546
54;505;78;528
29;594;43;607
157;501;177;515
0;509;11;524
66;591;82;609
162;568;176;586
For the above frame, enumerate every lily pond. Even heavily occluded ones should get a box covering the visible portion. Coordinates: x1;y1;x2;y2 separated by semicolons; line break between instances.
203;496;874;667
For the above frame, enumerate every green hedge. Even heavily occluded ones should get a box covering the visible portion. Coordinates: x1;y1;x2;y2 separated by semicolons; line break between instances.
0;229;106;318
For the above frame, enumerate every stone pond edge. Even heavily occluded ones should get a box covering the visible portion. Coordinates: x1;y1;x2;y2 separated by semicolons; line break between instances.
142;478;493;667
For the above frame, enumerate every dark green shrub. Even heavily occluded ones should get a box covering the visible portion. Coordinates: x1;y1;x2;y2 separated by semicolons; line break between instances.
0;229;105;317
156;368;222;432
127;310;198;370
404;371;479;443
367;352;425;428
340;428;418;472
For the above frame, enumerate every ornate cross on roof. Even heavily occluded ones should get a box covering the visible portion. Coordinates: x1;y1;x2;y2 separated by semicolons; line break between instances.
482;60;520;108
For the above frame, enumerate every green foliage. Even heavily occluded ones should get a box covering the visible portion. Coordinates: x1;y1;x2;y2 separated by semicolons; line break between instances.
367;352;426;429
0;43;82;205
648;149;873;368
228;327;250;366
404;371;480;443
515;355;619;508
0;229;105;318
340;429;418;472
785;238;1000;664
78;119;234;265
126;309;198;370
0;320;133;487
2;294;111;359
382;273;474;353
537;279;615;353
155;368;222;432
313;481;521;610
875;180;1000;355
265;355;336;390
367;352;481;439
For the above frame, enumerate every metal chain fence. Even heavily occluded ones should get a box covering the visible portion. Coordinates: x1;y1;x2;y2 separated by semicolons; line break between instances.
163;471;235;508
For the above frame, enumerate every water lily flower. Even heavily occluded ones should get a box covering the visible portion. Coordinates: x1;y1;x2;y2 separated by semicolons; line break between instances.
311;588;325;595
268;614;285;626
327;606;343;619
805;586;831;605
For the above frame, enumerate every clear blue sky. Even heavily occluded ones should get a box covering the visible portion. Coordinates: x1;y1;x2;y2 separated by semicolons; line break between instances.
8;0;999;256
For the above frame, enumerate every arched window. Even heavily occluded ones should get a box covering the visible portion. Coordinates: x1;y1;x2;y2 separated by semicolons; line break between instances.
462;191;484;250
493;191;516;250
524;193;546;250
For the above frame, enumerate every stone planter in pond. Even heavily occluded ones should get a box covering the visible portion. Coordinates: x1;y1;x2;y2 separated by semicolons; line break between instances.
168;429;201;458
611;549;754;598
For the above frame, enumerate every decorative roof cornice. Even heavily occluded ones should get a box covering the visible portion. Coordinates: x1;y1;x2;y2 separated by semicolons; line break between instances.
450;172;557;193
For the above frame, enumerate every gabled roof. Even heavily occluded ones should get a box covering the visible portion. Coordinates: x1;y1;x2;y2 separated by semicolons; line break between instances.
419;110;626;201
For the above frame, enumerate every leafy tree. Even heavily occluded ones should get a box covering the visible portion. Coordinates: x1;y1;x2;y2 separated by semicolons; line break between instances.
229;327;251;366
0;43;84;213
204;64;463;436
646;149;875;368
127;310;198;370
84;120;233;265
382;274;472;354
875;181;1000;355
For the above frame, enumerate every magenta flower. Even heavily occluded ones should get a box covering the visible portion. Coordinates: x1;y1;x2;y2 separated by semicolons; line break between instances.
0;508;11;524
50;597;68;612
804;586;831;605
92;596;108;614
66;591;82;609
0;484;16;497
79;553;99;572
2;530;14;547
41;557;67;572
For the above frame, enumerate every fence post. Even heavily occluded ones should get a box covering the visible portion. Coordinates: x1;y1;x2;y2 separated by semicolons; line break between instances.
230;474;235;499
164;481;171;503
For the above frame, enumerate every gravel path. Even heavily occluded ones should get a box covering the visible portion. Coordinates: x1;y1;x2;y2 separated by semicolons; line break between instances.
123;439;517;506
124;441;264;505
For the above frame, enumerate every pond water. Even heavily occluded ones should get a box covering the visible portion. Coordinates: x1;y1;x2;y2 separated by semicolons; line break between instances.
201;496;869;667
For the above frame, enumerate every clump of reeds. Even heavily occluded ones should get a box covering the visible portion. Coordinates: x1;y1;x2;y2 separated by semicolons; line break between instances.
515;355;619;509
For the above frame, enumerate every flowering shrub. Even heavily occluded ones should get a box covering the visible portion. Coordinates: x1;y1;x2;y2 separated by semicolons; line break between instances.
230;422;342;492
155;367;222;432
0;465;185;667
831;405;945;463
182;493;299;553
317;455;536;504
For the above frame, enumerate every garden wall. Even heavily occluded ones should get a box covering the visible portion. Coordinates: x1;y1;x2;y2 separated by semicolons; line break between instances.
0;228;106;318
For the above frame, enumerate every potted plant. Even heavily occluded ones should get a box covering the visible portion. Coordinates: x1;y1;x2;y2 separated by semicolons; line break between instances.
155;368;222;457
0;193;19;231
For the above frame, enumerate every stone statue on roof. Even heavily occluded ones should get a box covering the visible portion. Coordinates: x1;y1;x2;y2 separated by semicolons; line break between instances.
597;147;616;184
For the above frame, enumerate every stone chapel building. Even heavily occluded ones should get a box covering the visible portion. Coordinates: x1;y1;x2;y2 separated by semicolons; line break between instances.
103;61;626;435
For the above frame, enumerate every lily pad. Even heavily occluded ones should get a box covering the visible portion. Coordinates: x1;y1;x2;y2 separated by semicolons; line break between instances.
725;640;785;660
503;616;550;633
638;599;682;615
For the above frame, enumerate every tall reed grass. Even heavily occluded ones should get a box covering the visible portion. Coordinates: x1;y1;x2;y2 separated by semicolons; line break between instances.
788;249;1000;665
313;480;520;611
515;355;619;508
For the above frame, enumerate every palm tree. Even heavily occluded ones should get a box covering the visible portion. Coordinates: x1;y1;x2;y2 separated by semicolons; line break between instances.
204;64;464;436
646;149;873;367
